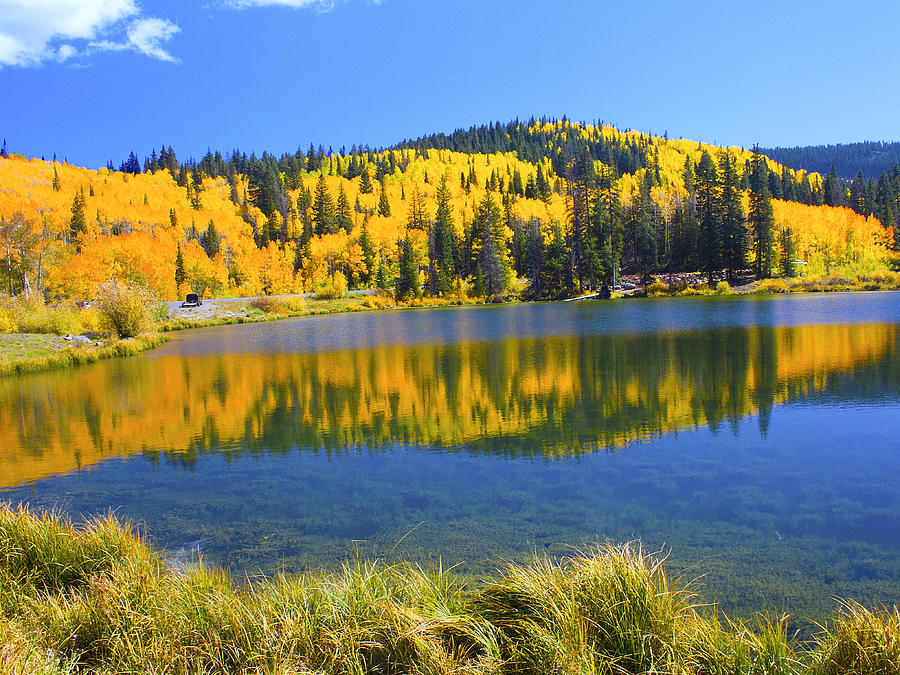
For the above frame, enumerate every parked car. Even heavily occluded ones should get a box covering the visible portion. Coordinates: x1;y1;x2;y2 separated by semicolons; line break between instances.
181;293;202;308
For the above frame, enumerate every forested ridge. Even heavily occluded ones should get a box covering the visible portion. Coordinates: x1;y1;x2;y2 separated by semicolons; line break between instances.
762;140;900;179
0;118;896;303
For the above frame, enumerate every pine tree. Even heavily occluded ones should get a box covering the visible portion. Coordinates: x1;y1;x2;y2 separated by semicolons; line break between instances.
52;166;61;191
406;184;427;230
695;151;721;281
377;181;391;217
174;243;186;287
313;173;336;235
431;174;456;295
395;234;420;301
201;220;219;257
69;191;86;242
719;151;746;282
474;191;510;299
335;183;352;232
749;146;775;279
358;168;373;194
358;219;376;285
536;164;551;203
779;226;796;278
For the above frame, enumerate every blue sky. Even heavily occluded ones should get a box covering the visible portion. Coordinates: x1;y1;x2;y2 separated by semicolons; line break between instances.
2;0;899;169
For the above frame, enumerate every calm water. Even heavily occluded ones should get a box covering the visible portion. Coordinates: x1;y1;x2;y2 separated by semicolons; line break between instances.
2;292;899;620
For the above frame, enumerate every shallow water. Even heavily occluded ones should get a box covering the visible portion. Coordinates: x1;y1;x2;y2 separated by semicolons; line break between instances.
2;292;899;620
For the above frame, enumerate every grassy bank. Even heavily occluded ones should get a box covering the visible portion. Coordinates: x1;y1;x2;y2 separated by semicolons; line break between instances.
642;270;900;298
0;332;168;377
160;292;490;332
1;505;897;674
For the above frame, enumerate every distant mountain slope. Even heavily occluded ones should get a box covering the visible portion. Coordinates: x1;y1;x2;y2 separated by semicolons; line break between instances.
761;141;900;179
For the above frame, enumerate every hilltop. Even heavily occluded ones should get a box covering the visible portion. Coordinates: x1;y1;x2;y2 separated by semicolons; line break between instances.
0;119;896;303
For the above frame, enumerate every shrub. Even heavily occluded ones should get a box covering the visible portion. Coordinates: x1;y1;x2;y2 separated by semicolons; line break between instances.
646;281;670;296
282;296;306;313
315;271;347;300
249;297;286;314
362;294;394;310
716;280;732;294
93;279;155;338
754;278;789;294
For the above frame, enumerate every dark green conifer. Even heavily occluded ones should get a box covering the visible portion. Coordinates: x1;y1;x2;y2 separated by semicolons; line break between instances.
313;173;336;235
749;146;775;278
377;181;391;217
175;243;186;287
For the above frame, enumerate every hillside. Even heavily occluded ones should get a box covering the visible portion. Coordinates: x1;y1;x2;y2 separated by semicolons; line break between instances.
0;119;896;303
762;141;900;179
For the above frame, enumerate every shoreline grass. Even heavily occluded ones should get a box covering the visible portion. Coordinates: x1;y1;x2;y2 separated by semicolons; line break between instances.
0;332;168;377
1;504;897;674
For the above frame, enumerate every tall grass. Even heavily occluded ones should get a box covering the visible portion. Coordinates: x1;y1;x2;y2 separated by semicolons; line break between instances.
0;294;99;336
1;505;898;674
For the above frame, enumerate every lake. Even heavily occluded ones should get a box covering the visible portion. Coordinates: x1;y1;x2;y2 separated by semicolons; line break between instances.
2;292;899;621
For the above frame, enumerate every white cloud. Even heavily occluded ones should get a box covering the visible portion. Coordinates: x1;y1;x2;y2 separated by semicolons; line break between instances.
225;0;321;7
0;0;179;67
95;16;181;62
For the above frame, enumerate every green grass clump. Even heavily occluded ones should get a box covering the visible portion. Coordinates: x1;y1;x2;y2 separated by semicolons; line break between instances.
3;506;899;674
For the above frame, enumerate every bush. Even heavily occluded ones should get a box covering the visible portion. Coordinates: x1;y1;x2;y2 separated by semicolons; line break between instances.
715;280;731;294
0;294;93;335
249;297;287;314
646;281;670;296
315;271;347;300
754;278;789;294
93;279;155;338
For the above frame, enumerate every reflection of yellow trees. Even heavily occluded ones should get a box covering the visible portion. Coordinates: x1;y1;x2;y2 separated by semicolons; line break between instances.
0;322;895;488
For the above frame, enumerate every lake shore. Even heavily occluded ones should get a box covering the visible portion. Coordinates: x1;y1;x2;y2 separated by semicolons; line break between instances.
2;503;897;675
2;269;898;377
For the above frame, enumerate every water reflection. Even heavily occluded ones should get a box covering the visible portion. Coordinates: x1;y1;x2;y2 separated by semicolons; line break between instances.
1;321;896;489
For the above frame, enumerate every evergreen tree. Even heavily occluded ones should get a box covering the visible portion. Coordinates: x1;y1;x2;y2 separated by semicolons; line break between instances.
696;151;721;281
377;181;391;217
749;146;775;278
779;226;796;278
406;184;428;230
395;234;420;301
69;191;86;242
719;151;747;282
312;173;336;235
189;164;204;210
52;166;61;191
174;243;185;287
358;219;376;285
358;168;373;194
536;164;551;202
335;183;352;232
200;220;219;257
566;148;597;291
431;174;456;295
474;191;510;299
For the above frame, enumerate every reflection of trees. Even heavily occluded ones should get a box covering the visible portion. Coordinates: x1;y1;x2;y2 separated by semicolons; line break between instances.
0;323;896;487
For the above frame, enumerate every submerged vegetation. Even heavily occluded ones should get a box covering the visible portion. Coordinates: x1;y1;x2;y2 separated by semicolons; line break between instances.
1;504;897;674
